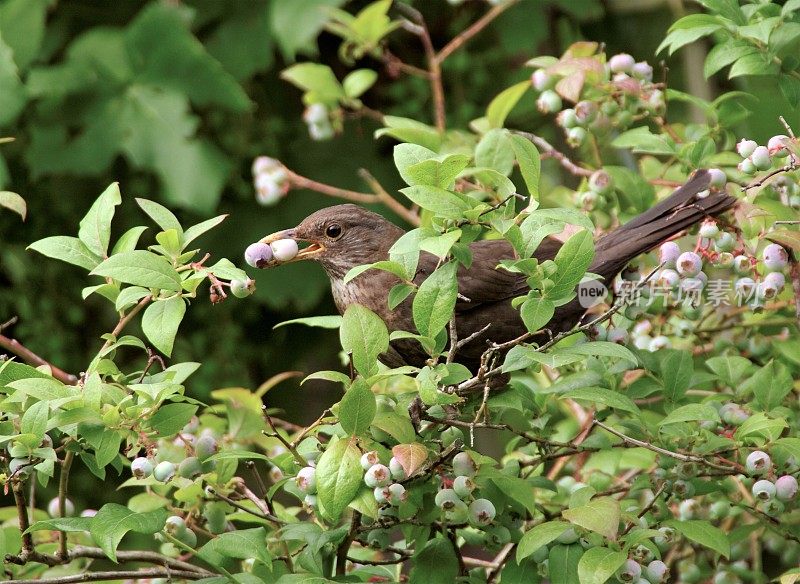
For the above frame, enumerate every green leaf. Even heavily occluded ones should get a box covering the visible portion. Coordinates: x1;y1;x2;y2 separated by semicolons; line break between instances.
735;412;787;442
91;251;182;291
79;183;121;257
611;127;676;155
517;521;572;562
406;155;471;189
135;198;183;234
704;39;758;78
743;360;792;411
520;297;555;333
340;304;389;378
90;504;169;562
315;437;362;522
562;387;639;415
183;215;228;248
0;191;26;220
280;62;344;102
198;527;270;567
420;230;462;260
115;286;150;312
389;282;415;310
371;412;416;444
659;350;693;405
664;519;730;558
510;134;541;201
28;236;102;270
274;315;343;329
548;231;594;299
413;261;458;339
27;517;93;534
475;128;515;176
487;81;530;128
391;442;427;477
343;69;377;98
562;498;620;540
560;341;637;365
112;226;149;255
577;547;626;584
502;345;583;373
148;403;198;437
141;296;186;357
660;403;720;425
79;424;122;468
394;143;438;186
343;260;409;284
0;34;26;126
20;400;48;438
339;378;376;436
409;537;459;584
705;355;751;386
549;544;584;584
401;185;473;219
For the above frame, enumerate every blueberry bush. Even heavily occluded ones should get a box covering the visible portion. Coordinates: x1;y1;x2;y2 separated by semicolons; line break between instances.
5;1;800;584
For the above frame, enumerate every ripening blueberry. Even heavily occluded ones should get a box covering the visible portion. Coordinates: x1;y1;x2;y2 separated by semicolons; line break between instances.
738;158;756;175
699;221;720;239
758;280;780;300
580;190;600;210
270;239;299;262
153;461;176;482
557;108;579;128
745;450;772;475
763;243;789;272
452;452;477;478
255;178;284;207
609;53;636;73
775;475;799;501
645;560;668;583
589;169;613;195
676;252;702;277
792;194;800;208
468;498;496;526
308;120;334;141
715;232;736;254
389;457;406;481
303;103;328;125
658;241;681;268
752;479;777;500
195;435;218;462
387;483;406;506
536;90;562;114
657;268;680;289
768;134;791;157
733;255;751;275
616;559;642;583
131;457;154;479
230;278;255;298
296;466;317;494
165;515;187;536
649;335;671;351
736;139;758;158
453;475;476;498
374;485;390;504
364;464;391;488
607;327;628;344
567;126;587;146
178;457;202;479
633;335;651;350
360;451;380;471
707;168;727;188
575;100;599;125
435;488;462;510
244;242;274;269
751;146;772;170
252;156;282;177
713;571;739;584
631;61;653;81
47;497;75;518
446;499;469;523
531;69;554;91
764;270;786;293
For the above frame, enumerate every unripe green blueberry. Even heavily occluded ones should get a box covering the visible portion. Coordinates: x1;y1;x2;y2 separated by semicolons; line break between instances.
745;450;772;475
709;500;730;520
714;252;734;268
468;498;496;526
195;435;218;462
296;466;317;494
733;255;751;275
165;515;187;537
303;494;317;507
720;403;749;426
707;168;727;187
360;451;380;470
203;502;228;534
244;242;274;269
364;464;391;488
712;232;734;253
699;220;720;239
531;69;554;92
616;559;642;582
252;156;282;176
178;457;202;479
658;242;681;268
389;457;406;481
775;475;798;501
557;108;579;128
453;475;476;498
303;103;328;125
736;139;758;158
713;571;739;584
270;239;299;262
737;158;756;175
452;452;477;478
575;100;599;125
177;528;197;548
230;278;255;298
386;483;406;506
759;498;785;517
676;252;702;277
153;461;176;482
657;268;680;289
609;53;635;73
47;497;75;518
556;526;580;544
255;177;284;206
791;194;800;208
763;243;789;272
445;499;469;523
131;457;154;479
752;479;776;500
537;90;562;114
751;146;772;170
588;169;613;195
567;127;587;146
374;485;390;504
435;488;461;510
485;524;511;548
580;189;600;210
768;134;791;157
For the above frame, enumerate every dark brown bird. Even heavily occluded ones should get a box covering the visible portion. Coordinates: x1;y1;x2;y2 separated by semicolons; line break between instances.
257;170;735;372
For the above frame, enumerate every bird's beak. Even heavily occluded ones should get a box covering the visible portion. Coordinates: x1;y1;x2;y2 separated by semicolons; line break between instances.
258;228;326;263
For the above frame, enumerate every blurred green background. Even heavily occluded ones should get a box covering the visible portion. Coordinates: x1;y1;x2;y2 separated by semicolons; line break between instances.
0;0;789;423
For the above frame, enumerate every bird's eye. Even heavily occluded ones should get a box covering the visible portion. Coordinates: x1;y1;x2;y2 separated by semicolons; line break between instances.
325;224;343;239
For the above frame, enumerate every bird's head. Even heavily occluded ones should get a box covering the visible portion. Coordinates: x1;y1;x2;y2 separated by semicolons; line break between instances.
258;204;405;279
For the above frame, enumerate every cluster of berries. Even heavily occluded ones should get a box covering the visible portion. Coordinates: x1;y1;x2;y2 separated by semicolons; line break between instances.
616;558;669;583
532;53;662;148
252;156;289;207
574;169;614;212
745;450;798;517
432;452;496;527
130;427;218;486
736;135;793;175
244;239;298;269
303;103;334;141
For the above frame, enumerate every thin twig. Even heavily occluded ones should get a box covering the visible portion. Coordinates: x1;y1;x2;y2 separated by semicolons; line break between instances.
99;296;152;354
3;569;207;584
513;131;593;177
12;480;33;559
435;0;522;63
0;334;77;384
358;169;420;226
57;451;74;559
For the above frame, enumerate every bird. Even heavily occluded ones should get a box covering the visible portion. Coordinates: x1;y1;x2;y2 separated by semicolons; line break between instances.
256;170;736;373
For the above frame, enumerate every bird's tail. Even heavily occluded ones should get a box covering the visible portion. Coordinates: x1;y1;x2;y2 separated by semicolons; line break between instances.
590;170;738;279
